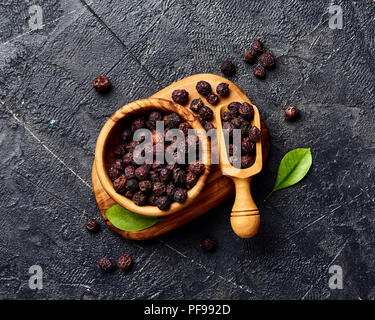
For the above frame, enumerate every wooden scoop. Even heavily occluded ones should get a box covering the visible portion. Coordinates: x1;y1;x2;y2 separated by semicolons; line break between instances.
215;103;263;238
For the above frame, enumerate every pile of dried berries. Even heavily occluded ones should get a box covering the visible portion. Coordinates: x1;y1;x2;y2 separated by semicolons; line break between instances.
243;39;275;79
108;111;206;210
221;101;260;168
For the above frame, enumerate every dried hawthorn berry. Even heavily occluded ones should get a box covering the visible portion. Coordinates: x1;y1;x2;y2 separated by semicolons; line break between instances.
200;237;217;252
172;89;189;105
159;167;172;182
113;175;127;193
166;182;176;198
240;120;250;136
243;49;257;64
139;180;152;193
98;258;115;272
252;39;264;53
228;102;241;115
241;155;255;169
222;121;234;137
122;152;134;165
93;76;111;93
248;126;261;142
165;113;181;128
149;111;162;123
196;81;212;96
174;188;187;203
199;106;214;121
118;254;132;271
222;111;233;122
231;116;242;129
132;191;147;206
241;137;255;155
228;143;239;156
149;170;160;182
124;165;136;180
112;159;123;171
186;171;198;189
203;121;215;132
156;196;171;210
239;102;254;120
126;179;139;193
113;144;126;158
121;128;132;142
153;181;166;196
131;116;145;132
259;51;275;68
284;106;300;121
179;122;191;135
190;98;204;113
135;165;149;180
188;161;205;176
85;219;100;232
253;66;266;79
173;168;186;185
206;93;219;105
108;167;120;181
221;60;236;76
216;83;229;97
148;193;158;206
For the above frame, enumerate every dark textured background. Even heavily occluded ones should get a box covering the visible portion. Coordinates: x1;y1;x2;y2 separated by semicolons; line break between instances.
0;0;374;300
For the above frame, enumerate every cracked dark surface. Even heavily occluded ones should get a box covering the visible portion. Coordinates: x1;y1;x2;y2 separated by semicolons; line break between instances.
0;0;374;300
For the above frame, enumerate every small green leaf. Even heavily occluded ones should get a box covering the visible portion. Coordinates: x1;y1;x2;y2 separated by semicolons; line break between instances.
104;204;163;231
270;148;312;194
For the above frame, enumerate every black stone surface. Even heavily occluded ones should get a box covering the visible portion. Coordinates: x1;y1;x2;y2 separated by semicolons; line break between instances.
0;0;374;300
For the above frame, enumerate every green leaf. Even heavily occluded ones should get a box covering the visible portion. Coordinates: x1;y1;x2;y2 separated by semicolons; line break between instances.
104;204;163;231
270;148;312;194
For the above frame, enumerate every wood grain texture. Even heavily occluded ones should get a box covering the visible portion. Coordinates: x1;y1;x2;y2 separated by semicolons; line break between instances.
92;74;270;240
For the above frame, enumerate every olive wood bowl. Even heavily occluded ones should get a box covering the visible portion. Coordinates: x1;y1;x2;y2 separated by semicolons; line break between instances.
94;98;211;217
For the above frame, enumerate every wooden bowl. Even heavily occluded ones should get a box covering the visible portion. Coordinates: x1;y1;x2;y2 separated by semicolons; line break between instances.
94;98;211;217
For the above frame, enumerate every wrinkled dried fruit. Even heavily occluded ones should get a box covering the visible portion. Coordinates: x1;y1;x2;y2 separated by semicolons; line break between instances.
190;98;204;113
222;121;234;137
179;122;191;136
239;102;254;120
284;106;300;121
124;165;136;180
248;126;261;142
85;219;100;232
228;102;241;115
231;116;242;129
172;89;189;105
186;171;198;189
216;82;229;97
259;51;275;68
221;60;236;76
98;258;116;272
252;39;264;52
93;76;111;93
174;188;187;203
166;182;176;198
126;178;139;193
241;155;255;169
200;237;217;252
135;165;149;181
253;66;266;79
118;254;132;271
131;116;145;132
139;180;152;193
199;106;214;121
241;137;255;155
173;168;186;185
159;167;172;182
108;167;120;181
203;121;215;132
156;196;171;210
165;113;181;128
153;181;166;196
148;193;158;206
132;191;147;206
113;175;127;193
221;111;233;122
188;161;205;176
196;81;212;96
121;128;132;141
243;49;257;64
206;93;219;105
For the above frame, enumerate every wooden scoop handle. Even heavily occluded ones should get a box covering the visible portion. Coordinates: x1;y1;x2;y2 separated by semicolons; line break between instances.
230;177;260;238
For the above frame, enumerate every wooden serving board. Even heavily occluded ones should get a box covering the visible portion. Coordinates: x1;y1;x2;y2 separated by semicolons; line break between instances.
92;74;270;240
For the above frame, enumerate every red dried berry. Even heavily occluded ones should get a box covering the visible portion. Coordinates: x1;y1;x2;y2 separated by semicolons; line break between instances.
239;102;254;119
126;179;139;193
98;258;116;272
165;113;181;128
85;219;100;232
228;102;241;115
118;254;132;271
139;180;152;193
113;175;127;194
241;137;255;155
206;93;219;105
196;81;212;96
203;121;215;132
156;196;171;210
243;49;257;64
241;155;255;169
174;188;187;203
221;60;236;76
252;39;264;53
135;165;149;180
253;66;266;79
186;171;198;189
108;167;120;181
259;51;275;68
172;89;189;105
216;82;230;97
199;106;214;121
248;126;261;142
132;191;147;206
93;76;111;93
131;116;145;132
200;237;217;252
284;106;300;121
178;122;191;136
153;181;166;196
124;165;136;180
188;161;205;176
190;98;204;113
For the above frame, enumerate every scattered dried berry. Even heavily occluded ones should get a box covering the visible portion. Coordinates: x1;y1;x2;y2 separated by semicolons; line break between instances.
196;81;212;96
186;171;198;189
159;167;172;182
172;89;189;105
132;191;147;206
165;113;181;128
166;182;176;198
135;165;149;181
156;196;171;210
248;126;261;142
228;102;241;115
108;167;120;181
179;122;191;136
93;75;111;93
118;254;132;271
231;116;242;129
222;121;234;137
85;219;100;232
203;121;215;132
149;111;162;123
200;237;217;252
199;106;214;121
124;165;136;180
243;49;257;64
190;98;204;113
188;161;205;176
131;116;145;132
241;137;255;155
113;175;127;193
173;168;186;186
174;188;187;203
241;155;255;169
206;93;219;105
239;102;254;120
148;193;158;206
216;83;229;97
126;179;139;193
253;66;266;79
221;60;236;76
259;51;275;68
221;111;233;122
139;180;152;193
153;181;166;196
252;39;264;53
149;170;160;182
284;106;300;121
98;258;116;272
